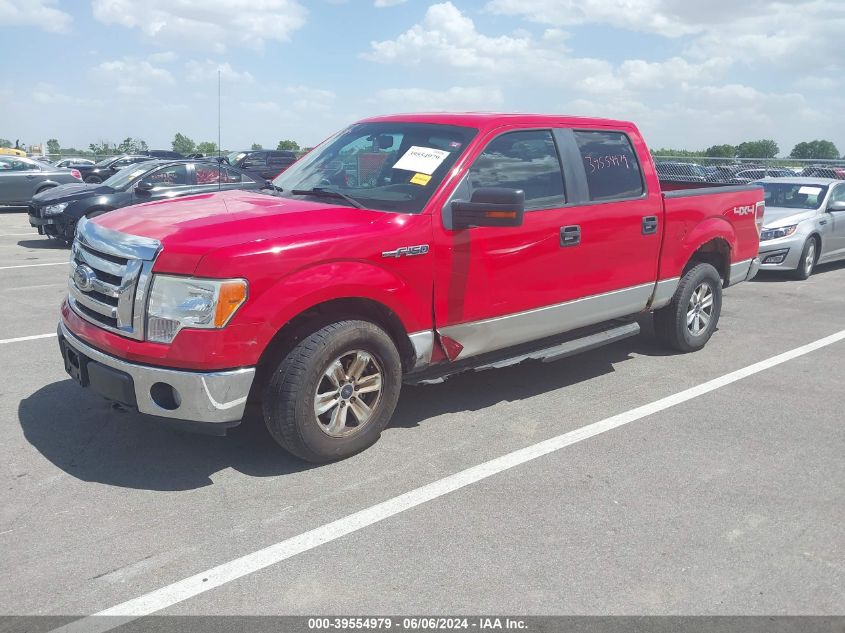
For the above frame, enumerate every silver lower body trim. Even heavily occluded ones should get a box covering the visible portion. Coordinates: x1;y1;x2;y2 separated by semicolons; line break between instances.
745;257;761;281
408;330;434;368
60;322;255;424
649;277;680;310
728;258;753;286
438;283;654;360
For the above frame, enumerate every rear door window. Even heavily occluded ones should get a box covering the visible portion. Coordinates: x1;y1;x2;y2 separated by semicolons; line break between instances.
574;131;644;202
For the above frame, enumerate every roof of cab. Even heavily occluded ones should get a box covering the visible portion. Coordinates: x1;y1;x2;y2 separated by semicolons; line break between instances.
360;112;637;131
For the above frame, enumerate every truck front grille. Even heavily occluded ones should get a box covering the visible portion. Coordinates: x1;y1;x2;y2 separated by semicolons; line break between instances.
67;217;161;340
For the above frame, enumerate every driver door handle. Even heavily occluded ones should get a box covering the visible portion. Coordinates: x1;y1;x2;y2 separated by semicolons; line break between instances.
560;225;581;247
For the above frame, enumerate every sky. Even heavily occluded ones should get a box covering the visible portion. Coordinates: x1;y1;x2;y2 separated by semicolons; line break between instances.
0;0;843;156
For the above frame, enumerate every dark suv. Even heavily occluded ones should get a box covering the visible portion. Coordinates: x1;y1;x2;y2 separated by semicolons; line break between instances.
75;155;154;183
225;150;297;180
29;159;263;243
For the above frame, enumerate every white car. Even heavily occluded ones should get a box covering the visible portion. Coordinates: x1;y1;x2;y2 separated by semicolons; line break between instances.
755;177;845;279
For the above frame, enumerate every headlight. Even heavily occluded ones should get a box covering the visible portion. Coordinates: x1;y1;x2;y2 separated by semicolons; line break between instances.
42;202;69;216
146;275;248;343
760;225;797;241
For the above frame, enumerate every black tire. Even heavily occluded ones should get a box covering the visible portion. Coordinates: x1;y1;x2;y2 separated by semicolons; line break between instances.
791;237;817;281
62;209;108;245
35;185;55;195
84;176;101;184
654;263;722;353
262;320;402;462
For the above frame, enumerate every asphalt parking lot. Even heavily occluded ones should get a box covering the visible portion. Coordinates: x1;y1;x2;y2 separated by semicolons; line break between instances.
1;209;843;621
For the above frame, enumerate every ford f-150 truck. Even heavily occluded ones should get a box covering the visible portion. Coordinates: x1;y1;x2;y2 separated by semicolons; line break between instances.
58;113;763;462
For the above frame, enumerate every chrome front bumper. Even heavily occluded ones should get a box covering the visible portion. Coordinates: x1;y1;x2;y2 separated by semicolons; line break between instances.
59;322;255;426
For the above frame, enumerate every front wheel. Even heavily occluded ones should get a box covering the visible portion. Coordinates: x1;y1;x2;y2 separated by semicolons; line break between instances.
791;237;817;280
262;320;402;462
654;262;723;353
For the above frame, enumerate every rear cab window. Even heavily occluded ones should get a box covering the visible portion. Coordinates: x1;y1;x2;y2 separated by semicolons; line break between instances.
574;130;644;202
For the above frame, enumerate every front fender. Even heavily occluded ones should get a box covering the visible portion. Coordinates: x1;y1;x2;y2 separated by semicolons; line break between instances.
247;260;432;337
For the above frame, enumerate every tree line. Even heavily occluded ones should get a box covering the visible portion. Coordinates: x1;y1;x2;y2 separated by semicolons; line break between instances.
3;134;840;160
0;135;303;157
652;139;841;160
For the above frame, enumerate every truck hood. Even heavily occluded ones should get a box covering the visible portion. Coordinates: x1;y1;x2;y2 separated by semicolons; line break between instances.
92;189;392;273
762;205;818;228
32;182;113;204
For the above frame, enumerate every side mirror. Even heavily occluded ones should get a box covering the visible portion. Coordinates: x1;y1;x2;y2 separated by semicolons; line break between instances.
135;180;154;194
828;201;845;212
451;188;525;229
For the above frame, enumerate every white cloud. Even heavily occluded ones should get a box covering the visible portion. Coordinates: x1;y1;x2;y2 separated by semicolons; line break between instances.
486;0;845;69
364;2;551;71
376;86;504;110
31;83;102;107
364;3;725;95
364;2;845;155
374;0;408;6
185;60;254;84
485;0;702;37
0;0;72;33
147;51;177;64
90;57;175;96
91;0;308;52
284;85;336;112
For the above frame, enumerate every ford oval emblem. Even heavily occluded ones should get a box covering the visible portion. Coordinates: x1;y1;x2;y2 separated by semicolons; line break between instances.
74;264;97;292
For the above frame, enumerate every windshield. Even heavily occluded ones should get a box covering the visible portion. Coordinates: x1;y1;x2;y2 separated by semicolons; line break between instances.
271;122;478;214
759;182;829;210
227;151;247;164
103;164;154;189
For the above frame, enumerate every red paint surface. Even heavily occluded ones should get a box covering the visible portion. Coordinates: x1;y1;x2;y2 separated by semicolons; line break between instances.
64;113;763;371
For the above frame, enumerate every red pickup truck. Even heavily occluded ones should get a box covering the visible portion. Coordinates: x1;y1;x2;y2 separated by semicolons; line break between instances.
59;113;763;462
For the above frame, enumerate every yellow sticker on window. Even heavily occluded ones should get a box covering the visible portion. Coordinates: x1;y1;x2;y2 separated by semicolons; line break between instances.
410;173;432;186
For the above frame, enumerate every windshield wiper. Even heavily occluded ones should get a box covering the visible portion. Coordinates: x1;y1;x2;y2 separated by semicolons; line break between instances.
290;187;365;209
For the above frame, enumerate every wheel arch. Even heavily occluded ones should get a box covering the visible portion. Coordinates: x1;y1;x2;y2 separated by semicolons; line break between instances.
684;237;732;286
254;296;419;390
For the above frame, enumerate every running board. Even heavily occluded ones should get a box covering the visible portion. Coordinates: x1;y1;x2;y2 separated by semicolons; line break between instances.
405;321;640;385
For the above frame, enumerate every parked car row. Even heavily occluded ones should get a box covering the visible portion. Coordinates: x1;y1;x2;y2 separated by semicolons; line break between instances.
28;159;264;242
2;147;300;239
655;160;845;184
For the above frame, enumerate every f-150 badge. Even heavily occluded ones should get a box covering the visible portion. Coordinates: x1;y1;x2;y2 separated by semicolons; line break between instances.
382;244;430;258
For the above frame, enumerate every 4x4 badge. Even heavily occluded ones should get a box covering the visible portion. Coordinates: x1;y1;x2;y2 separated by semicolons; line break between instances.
382;244;430;258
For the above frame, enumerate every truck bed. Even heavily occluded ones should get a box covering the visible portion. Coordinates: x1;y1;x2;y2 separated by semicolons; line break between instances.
657;181;763;285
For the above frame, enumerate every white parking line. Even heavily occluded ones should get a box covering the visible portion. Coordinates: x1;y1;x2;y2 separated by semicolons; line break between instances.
0;333;57;345
0;262;67;270
5;283;66;291
53;328;845;633
0;232;39;237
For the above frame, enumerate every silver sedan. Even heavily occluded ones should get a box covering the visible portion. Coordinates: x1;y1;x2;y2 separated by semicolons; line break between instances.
0;156;83;206
756;177;845;279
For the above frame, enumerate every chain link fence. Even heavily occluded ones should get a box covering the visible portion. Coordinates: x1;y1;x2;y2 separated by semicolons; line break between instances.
652;156;845;183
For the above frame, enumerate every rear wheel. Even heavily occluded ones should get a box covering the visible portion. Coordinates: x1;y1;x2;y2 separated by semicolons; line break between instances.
654;262;722;353
84;176;101;184
791;237;817;280
262;320;402;462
